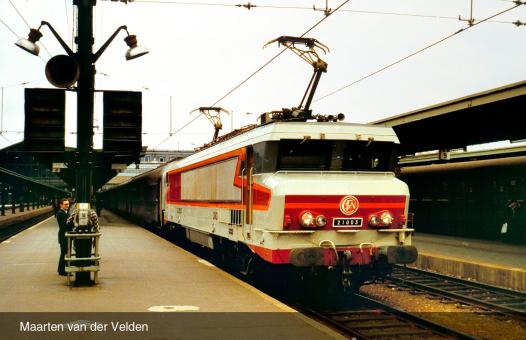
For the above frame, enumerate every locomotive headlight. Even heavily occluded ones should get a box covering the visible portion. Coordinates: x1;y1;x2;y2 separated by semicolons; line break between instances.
300;211;314;227
381;211;393;225
369;215;380;227
315;215;327;227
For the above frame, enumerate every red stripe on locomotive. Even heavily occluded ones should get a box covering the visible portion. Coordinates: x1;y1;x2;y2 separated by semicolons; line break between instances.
284;195;406;230
248;244;378;266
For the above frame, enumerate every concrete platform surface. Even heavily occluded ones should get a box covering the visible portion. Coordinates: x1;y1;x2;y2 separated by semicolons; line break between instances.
0;211;344;339
412;233;526;291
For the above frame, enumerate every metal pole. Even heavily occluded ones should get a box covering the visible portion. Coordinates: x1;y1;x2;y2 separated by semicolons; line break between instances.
75;0;95;205
74;0;96;286
0;180;5;216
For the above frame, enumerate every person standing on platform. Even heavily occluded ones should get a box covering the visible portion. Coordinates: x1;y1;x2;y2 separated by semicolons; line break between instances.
56;198;72;276
95;196;103;218
504;200;524;244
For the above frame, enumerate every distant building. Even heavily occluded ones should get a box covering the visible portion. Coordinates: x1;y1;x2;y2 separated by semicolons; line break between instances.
102;149;193;189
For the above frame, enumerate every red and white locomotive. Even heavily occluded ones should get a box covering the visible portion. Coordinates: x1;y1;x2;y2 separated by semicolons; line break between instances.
102;36;417;291
160;119;417;290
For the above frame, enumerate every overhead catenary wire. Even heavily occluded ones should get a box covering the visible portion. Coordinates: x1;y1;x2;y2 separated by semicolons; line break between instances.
133;0;523;25
135;0;238;7
0;17;19;38
313;2;526;105
0;134;13;145
7;0;31;28
152;0;351;149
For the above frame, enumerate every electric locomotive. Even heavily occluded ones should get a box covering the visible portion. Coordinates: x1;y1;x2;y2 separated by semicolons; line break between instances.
102;36;417;291
160;119;417;290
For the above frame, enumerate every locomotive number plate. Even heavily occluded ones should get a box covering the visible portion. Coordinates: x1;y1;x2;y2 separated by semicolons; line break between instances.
333;218;363;227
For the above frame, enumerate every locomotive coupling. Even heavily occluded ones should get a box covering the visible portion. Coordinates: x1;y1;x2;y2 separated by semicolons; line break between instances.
379;245;418;264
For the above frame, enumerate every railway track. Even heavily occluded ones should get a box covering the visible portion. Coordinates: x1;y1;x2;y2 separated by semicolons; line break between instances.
387;265;526;321
160;232;477;339
307;294;477;339
0;212;53;242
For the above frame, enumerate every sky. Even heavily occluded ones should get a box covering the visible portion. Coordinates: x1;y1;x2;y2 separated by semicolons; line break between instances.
1;0;525;151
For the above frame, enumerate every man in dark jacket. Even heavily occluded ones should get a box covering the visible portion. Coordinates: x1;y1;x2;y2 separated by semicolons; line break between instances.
56;198;72;276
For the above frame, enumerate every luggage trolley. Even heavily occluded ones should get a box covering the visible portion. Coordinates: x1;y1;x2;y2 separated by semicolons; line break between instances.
64;231;101;285
64;203;101;285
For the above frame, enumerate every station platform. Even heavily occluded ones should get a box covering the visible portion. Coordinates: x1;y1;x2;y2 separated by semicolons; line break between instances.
0;210;343;339
411;232;526;292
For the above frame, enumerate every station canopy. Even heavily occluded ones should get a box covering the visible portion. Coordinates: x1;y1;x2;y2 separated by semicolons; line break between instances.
371;80;526;156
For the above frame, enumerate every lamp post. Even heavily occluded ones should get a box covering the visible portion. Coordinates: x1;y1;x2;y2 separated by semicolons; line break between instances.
16;1;148;286
15;1;148;203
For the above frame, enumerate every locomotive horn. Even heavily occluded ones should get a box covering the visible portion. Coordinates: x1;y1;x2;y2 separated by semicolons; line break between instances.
45;54;79;88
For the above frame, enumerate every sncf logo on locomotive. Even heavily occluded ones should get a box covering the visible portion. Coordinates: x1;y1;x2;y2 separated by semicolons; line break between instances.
340;195;359;215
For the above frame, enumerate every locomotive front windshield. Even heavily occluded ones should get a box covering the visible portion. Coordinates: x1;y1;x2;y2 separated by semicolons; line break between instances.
253;139;397;173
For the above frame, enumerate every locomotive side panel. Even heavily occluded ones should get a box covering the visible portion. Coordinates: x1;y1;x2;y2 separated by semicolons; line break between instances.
181;157;241;202
164;147;272;245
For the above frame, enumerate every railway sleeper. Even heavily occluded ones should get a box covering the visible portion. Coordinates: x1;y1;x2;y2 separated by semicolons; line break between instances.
366;328;432;337
352;322;408;330
332;314;392;322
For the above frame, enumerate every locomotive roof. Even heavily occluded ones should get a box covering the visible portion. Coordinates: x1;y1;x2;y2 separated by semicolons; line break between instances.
166;121;399;170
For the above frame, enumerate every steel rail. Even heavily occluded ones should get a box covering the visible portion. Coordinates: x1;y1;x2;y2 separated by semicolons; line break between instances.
304;294;477;339
388;265;526;321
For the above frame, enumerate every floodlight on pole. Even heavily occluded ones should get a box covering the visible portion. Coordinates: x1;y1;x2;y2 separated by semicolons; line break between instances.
15;28;42;56
15;14;149;202
93;25;149;62
15;21;74;58
124;34;149;60
16;22;148;62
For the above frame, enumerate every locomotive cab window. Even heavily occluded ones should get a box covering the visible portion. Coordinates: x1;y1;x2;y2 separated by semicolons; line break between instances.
340;140;396;172
278;139;332;170
253;139;397;173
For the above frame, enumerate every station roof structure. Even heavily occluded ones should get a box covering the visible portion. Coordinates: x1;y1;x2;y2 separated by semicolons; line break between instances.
371;80;526;156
